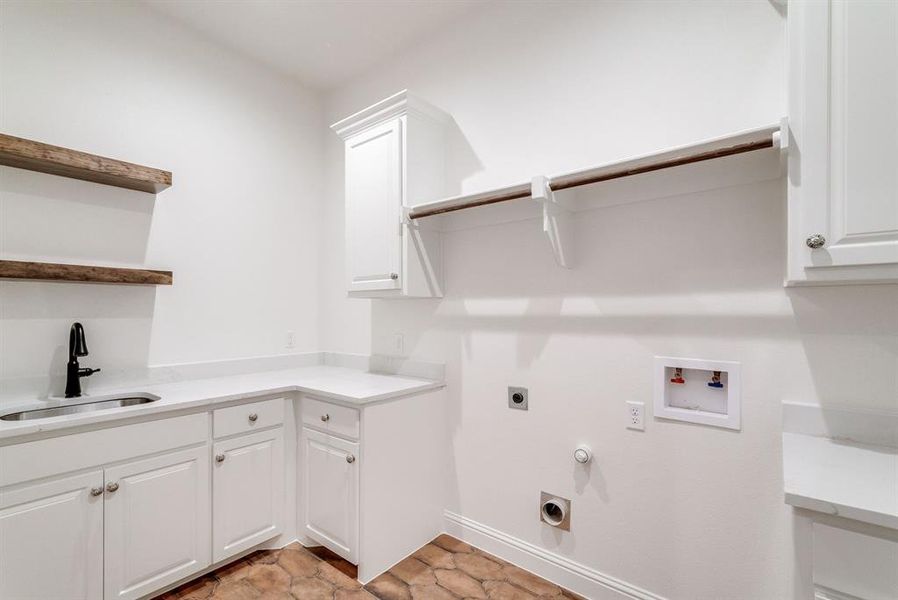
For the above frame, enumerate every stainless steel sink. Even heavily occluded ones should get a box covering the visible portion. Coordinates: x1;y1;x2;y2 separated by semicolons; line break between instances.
0;393;160;421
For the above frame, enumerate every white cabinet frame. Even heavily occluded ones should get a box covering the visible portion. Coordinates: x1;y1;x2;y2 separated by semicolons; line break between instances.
787;0;898;285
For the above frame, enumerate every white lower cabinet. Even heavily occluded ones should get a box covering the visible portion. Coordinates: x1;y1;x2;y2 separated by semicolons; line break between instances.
104;446;210;600
299;390;447;583
212;428;284;562
0;403;291;600
0;470;104;600
302;426;359;563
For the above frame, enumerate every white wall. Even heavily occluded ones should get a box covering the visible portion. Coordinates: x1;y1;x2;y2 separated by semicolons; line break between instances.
0;1;322;392
321;2;898;598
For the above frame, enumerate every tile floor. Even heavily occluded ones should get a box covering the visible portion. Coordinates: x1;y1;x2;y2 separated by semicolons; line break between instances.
155;535;584;600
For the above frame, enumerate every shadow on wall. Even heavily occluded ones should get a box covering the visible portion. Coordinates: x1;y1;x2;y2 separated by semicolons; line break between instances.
374;170;898;410
0;166;158;388
786;286;898;413
443;117;484;197
370;165;897;565
0;166;155;263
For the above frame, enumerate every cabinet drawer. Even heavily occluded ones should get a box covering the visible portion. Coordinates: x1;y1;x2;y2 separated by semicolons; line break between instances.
301;397;359;440
213;398;284;439
0;413;207;488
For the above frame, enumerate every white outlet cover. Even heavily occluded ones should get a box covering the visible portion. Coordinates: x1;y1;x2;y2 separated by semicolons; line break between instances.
626;401;645;431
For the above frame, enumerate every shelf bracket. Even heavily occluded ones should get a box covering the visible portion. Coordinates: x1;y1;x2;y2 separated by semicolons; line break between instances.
532;175;574;269
772;116;789;152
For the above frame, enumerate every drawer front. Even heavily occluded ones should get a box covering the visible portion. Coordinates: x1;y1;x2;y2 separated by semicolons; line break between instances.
0;413;208;488
213;398;284;439
301;397;359;440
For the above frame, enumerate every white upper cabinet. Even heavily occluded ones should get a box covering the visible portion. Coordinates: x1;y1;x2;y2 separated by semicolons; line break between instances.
332;90;448;297
345;119;404;293
787;0;898;285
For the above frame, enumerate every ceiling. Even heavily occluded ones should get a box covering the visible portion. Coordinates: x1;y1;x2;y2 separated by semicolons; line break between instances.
145;0;485;89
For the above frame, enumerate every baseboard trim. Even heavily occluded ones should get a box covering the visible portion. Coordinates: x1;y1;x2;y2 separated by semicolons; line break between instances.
815;586;864;600
444;511;666;600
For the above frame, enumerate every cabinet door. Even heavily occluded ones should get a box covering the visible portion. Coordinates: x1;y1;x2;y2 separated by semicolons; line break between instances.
345;118;404;293
104;446;210;600
788;0;898;284
302;427;359;563
212;428;284;563
0;471;103;600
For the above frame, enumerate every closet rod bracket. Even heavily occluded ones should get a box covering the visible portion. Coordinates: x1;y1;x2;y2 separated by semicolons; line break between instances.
532;175;574;269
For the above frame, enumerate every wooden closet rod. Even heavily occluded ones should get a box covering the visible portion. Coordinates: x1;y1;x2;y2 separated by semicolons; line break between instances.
408;134;776;220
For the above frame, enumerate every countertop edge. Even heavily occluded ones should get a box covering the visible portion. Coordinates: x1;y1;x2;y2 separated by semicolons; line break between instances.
0;369;445;443
782;432;898;531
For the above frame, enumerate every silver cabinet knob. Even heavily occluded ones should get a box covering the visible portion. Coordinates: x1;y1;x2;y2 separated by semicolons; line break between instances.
248;413;258;423
346;454;355;464
90;487;104;497
105;482;119;493
215;454;226;463
390;273;399;280
320;414;330;422
806;234;826;249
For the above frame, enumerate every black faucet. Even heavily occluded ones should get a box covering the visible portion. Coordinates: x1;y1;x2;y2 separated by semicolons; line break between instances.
65;322;100;398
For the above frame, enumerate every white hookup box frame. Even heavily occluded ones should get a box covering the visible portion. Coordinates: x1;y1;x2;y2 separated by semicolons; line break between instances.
653;356;742;431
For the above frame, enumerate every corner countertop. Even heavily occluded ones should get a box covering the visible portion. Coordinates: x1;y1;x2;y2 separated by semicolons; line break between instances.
783;432;898;530
0;365;444;442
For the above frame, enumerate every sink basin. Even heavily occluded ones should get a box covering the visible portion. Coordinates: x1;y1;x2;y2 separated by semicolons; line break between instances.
0;393;160;421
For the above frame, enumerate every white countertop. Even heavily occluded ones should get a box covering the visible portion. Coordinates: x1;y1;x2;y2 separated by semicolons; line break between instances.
783;432;898;530
0;365;443;442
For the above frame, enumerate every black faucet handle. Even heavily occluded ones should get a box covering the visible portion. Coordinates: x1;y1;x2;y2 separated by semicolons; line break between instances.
70;322;89;358
79;367;100;377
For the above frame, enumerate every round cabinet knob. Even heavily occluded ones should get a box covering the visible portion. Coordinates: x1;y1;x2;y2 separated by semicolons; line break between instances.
320;414;330;422
390;273;399;280
806;234;826;249
215;454;226;463
105;482;119;493
573;447;592;464
248;413;258;423
346;454;356;464
90;487;104;497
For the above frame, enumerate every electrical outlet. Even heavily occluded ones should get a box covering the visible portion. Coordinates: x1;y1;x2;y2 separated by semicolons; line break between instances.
393;333;404;355
508;387;528;410
285;330;295;349
626;401;644;430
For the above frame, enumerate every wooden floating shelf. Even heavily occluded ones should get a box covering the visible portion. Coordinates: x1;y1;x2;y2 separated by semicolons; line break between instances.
0;133;171;194
0;260;172;286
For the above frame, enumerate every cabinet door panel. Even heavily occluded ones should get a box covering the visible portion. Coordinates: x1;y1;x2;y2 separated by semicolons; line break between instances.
345;118;403;292
104;446;210;600
0;471;103;600
212;428;284;562
302;427;359;563
827;0;898;265
789;0;898;283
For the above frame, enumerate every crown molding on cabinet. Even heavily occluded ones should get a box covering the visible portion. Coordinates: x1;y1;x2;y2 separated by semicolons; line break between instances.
330;89;451;140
